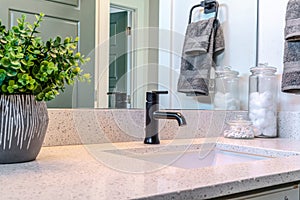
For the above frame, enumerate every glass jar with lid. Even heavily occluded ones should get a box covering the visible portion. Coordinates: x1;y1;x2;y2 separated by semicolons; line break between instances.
223;115;255;139
214;66;240;110
248;63;277;137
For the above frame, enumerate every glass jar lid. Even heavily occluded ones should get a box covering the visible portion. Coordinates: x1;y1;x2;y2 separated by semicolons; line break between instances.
250;63;277;74
216;66;239;77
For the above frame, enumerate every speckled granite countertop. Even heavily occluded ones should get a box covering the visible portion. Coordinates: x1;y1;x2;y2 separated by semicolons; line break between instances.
1;138;300;200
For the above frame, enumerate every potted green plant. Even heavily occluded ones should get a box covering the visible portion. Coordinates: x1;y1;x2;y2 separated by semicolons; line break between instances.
0;13;90;164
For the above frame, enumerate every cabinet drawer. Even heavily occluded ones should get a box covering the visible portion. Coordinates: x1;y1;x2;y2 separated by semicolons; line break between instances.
232;184;299;200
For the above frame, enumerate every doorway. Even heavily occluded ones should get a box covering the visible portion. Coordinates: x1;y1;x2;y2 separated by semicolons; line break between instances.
108;5;133;108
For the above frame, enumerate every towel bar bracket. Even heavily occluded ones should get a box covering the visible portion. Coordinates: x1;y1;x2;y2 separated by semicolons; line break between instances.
201;0;217;14
189;0;219;24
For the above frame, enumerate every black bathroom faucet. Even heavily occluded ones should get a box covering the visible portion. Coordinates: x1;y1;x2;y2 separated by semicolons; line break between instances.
144;91;187;144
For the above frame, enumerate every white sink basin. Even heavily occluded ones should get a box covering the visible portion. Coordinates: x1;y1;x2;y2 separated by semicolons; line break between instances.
134;149;268;169
104;143;270;169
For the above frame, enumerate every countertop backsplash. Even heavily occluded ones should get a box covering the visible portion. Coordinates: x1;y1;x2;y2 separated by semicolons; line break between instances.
44;109;299;147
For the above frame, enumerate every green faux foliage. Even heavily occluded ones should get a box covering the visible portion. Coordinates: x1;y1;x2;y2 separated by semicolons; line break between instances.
0;13;90;101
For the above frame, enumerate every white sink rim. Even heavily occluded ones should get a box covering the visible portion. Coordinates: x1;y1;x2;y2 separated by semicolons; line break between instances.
104;143;272;169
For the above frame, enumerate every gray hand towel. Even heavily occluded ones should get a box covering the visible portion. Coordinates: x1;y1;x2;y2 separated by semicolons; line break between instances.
285;0;300;41
177;18;225;96
282;0;300;93
183;18;214;55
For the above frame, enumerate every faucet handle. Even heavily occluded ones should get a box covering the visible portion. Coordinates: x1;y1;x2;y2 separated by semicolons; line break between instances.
146;91;168;103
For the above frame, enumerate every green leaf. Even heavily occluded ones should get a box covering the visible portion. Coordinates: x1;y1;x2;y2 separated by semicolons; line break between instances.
21;59;27;66
36;92;44;101
29;77;35;84
75;52;81;59
27;24;33;31
0;69;6;76
22;74;29;80
28;61;34;67
17;18;22;24
0;69;6;85
82;73;91;83
8;80;15;86
69;43;76;49
46;62;56;74
35;14;40;21
64;37;71;44
41;64;48;73
33;22;40;28
33;50;41;54
15;53;24;59
26;84;35;90
18;88;26;92
11;60;20;66
7;86;14;93
0;39;7;44
6;69;17;77
48;62;55;68
49;52;57;58
12;26;20;33
21;14;26;21
19;65;27;73
72;67;81;73
55;36;61;45
32;65;40;75
1;57;10;67
1;84;8;92
46;41;51;48
10;51;16;58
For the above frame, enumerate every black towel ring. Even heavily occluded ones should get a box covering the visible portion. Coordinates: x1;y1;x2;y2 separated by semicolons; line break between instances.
188;0;219;25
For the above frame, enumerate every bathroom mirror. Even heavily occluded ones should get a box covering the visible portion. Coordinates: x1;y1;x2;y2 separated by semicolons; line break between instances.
0;0;257;110
95;0;258;110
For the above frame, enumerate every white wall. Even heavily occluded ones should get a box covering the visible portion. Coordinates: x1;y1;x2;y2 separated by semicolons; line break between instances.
258;0;300;111
158;0;257;110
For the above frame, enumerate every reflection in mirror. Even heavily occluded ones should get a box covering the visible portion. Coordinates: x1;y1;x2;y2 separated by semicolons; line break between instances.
96;0;258;110
108;5;133;108
97;0;161;109
0;1;96;109
10;11;78;108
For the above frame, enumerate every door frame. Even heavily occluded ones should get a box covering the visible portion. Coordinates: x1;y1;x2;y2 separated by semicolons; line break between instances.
109;4;135;108
95;1;136;108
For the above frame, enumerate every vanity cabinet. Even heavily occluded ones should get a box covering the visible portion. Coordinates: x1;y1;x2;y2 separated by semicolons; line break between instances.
230;184;300;200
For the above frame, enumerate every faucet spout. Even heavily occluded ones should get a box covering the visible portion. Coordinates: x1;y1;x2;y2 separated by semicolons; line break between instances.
153;111;187;126
144;91;187;145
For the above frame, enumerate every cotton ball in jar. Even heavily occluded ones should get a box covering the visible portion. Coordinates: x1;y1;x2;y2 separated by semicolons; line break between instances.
265;110;276;121
253;118;266;128
249;112;257;121
251;108;267;119
250;92;260;101
249;92;262;109
260;91;273;108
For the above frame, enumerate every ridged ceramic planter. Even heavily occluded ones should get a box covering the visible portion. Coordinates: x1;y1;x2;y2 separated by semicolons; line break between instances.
0;95;49;164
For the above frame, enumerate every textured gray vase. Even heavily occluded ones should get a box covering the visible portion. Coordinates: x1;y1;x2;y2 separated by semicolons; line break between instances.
0;95;49;164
